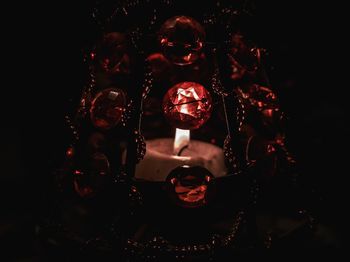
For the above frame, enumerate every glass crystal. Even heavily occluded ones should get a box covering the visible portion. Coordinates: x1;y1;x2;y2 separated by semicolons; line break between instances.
162;82;212;130
158;16;205;65
166;166;214;208
90;88;126;130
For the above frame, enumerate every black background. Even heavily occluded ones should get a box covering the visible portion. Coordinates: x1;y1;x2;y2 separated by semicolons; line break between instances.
1;0;347;259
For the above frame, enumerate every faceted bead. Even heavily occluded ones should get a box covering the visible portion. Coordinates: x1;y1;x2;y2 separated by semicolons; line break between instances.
158;16;205;65
237;84;278;109
237;84;282;133
88;132;106;151
73;170;93;198
73;152;110;197
166;166;214;208
162;82;212;130
146;53;172;81
229;32;259;80
96;32;130;74
261;108;283;129
90;88;126;130
245;136;278;178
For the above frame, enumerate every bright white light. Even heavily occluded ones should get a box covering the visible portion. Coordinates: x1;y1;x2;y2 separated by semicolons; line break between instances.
173;128;190;155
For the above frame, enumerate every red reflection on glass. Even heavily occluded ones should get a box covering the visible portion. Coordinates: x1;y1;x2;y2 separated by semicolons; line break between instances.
90;88;126;130
158;16;205;65
163;82;212;130
166;166;214;208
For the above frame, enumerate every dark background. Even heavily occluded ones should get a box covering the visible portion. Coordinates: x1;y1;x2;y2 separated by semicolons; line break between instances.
1;0;347;259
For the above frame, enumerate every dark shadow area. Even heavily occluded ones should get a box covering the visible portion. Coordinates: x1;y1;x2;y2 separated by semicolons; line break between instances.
2;0;347;260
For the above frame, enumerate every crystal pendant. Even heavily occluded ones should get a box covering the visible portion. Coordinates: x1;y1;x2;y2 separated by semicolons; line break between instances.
229;32;259;80
239;84;278;107
162;82;212;130
90;88;126;130
158;16;205;65
166;166;214;208
96;32;130;74
237;84;282;133
146;53;172;81
73;152;111;198
246;136;278;178
88;132;106;151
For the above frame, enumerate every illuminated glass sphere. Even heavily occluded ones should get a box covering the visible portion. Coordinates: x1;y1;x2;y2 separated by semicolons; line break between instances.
166;166;214;208
162;82;212;130
158;16;205;65
90;88;126;130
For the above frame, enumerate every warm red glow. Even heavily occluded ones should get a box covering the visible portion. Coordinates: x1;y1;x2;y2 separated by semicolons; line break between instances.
73;181;93;197
66;147;74;158
74;170;83;175
205;175;211;182
173;175;207;203
262;109;274;118
166;166;214;208
267;144;276;154
183;53;192;62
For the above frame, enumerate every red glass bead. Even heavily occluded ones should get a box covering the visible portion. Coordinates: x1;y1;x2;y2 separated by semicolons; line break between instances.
162;82;212;130
73;152;111;198
90;88;126;130
166;166;214;208
66;146;74;158
73;168;90;197
158;16;205;65
146;53;172;81
246;136;277;178
237;84;278;109
229;32;259;80
88;132;106;151
261;108;281;126
97;32;130;74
